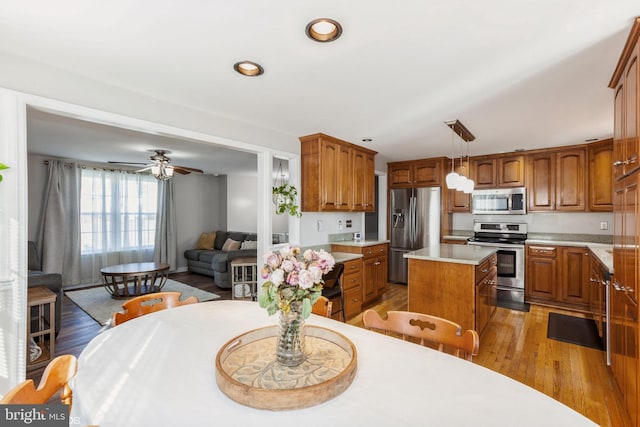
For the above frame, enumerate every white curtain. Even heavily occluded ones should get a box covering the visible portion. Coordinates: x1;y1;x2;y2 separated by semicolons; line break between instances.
79;168;156;285
153;179;177;268
37;160;82;286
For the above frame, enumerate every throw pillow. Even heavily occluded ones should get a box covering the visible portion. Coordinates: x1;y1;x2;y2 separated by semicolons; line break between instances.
222;238;242;251
196;231;216;250
240;240;258;250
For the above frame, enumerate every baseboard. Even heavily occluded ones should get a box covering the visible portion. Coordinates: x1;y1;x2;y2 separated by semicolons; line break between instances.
172;266;189;273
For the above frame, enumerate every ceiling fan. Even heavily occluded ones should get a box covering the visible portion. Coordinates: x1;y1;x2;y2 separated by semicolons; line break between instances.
108;149;204;180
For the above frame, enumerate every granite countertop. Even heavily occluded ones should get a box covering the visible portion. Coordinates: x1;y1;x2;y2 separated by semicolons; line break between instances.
524;234;614;273
330;239;390;247
404;244;496;266
330;251;364;263
587;245;614;274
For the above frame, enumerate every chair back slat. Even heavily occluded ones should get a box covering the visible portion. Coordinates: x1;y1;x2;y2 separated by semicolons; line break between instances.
362;310;479;361
311;295;333;318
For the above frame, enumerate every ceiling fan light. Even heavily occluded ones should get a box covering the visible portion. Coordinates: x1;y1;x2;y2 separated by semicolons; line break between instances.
165;165;174;177
151;165;160;176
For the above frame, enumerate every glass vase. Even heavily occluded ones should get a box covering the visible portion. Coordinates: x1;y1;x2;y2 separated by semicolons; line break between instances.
276;306;306;367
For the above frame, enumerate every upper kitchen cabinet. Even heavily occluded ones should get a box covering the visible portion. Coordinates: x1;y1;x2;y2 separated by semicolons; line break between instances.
388;158;443;188
527;148;586;212
588;139;614;212
470;154;525;188
610;20;640;180
300;133;377;212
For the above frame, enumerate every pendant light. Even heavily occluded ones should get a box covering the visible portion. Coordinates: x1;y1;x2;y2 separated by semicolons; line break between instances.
445;124;460;189
445;119;476;192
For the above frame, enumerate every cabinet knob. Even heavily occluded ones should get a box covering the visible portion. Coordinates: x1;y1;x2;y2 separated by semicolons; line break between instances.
481;268;489;273
374;261;381;266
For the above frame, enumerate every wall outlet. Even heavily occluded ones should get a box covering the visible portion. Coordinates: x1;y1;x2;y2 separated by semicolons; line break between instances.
600;221;608;230
338;220;343;230
346;220;352;228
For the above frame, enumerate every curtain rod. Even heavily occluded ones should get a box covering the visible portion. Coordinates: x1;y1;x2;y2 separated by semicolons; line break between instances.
42;160;145;174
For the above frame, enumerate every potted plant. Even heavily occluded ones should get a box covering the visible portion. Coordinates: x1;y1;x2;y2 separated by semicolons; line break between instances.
0;162;8;182
272;184;302;217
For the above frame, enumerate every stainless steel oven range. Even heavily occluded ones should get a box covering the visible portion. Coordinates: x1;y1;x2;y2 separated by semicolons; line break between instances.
467;221;527;304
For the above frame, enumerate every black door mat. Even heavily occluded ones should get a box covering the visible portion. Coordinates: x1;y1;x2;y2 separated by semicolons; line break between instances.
547;312;604;350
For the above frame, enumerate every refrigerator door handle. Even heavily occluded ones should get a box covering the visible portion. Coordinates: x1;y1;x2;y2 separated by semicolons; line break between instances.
410;195;416;247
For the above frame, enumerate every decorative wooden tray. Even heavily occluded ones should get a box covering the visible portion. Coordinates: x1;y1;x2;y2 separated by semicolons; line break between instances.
215;325;357;410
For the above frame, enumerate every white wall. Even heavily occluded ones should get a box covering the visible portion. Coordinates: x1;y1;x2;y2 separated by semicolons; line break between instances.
452;212;614;235
226;174;258;232
173;173;224;270
299;212;364;247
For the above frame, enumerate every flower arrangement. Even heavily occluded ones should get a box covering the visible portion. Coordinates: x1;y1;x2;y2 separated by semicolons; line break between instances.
258;246;336;319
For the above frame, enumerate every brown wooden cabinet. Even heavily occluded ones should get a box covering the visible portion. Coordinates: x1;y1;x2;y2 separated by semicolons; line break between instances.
475;253;497;335
559;246;590;308
525;245;558;300
300;133;377;212
589;139;614;211
470;154;525;188
526;148;586;212
388;158;443;188
331;243;389;306
341;258;362;320
526;244;593;311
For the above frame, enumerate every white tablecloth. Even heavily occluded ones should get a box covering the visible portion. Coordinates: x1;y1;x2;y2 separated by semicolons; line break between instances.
70;300;595;426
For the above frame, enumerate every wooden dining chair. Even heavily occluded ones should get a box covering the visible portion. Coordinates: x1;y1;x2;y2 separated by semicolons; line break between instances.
0;354;77;407
112;291;199;326
362;309;480;361
311;295;333;318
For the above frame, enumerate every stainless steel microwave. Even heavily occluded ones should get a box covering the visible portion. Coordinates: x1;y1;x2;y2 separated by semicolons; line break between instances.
471;187;526;215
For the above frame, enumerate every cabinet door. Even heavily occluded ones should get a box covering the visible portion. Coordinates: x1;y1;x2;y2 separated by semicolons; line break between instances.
588;140;614;211
526;255;557;300
375;255;388;295
413;159;441;186
363;152;376;211
336;144;352;210
559;247;590;306
556;149;586;211
471;158;497;188
343;286;362;320
623;48;639;177
498;155;525;187
623;179;638;303
362;258;377;303
614;84;626;181
527;153;556;211
624;294;639;426
320;140;339;210
388;163;413;188
352;149;367;211
447;159;471;212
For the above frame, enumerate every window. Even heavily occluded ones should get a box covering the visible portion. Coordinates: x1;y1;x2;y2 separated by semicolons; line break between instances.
80;169;158;254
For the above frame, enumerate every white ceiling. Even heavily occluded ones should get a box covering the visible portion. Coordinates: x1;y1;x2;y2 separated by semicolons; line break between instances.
3;1;639;171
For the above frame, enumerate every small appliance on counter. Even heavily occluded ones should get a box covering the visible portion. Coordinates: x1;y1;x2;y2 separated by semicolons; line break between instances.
353;232;362;242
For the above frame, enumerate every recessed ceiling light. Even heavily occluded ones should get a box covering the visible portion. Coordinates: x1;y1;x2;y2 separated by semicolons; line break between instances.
305;18;342;42
584;138;599;142
233;61;264;76
362;138;373;142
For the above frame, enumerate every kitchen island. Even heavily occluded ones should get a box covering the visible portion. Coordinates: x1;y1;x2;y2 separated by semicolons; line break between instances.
405;244;497;334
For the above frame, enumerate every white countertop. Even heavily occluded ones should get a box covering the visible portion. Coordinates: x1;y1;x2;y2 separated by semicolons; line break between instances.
331;239;390;247
331;251;364;263
404;244;497;265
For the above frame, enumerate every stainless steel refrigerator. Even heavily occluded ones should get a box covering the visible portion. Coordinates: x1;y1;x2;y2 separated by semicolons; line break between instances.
389;187;441;283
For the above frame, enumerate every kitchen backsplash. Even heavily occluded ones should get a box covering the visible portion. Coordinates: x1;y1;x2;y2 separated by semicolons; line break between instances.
452;212;614;235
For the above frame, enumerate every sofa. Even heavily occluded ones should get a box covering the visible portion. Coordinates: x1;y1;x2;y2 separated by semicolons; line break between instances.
183;231;258;288
27;241;63;335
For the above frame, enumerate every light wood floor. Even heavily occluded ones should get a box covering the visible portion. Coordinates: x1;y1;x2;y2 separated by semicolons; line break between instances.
33;274;629;426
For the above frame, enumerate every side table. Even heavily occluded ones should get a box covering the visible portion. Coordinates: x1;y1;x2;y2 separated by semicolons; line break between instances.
27;286;57;370
230;257;258;301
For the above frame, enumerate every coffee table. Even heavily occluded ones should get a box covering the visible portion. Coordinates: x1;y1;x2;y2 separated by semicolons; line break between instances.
101;262;170;299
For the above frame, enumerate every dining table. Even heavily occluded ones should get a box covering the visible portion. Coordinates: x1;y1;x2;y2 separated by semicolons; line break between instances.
70;300;596;426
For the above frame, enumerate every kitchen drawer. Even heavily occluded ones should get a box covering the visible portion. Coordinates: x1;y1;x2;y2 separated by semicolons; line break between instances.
475;253;497;284
342;258;362;278
343;286;362;319
527;246;557;257
362;244;388;258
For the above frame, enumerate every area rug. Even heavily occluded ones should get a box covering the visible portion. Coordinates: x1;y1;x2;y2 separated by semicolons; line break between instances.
547;312;604;350
65;279;220;326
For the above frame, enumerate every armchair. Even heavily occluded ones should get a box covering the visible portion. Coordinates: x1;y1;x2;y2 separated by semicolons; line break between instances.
27;241;63;335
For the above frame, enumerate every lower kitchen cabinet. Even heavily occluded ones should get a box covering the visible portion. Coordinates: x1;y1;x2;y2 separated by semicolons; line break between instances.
332;243;389;307
525;244;590;311
341;258;362;320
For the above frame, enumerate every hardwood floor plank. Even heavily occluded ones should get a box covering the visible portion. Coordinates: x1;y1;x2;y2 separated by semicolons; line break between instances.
28;277;630;426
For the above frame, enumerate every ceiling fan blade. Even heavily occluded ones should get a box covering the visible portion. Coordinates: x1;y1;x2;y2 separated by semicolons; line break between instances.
174;165;204;174
135;166;153;173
